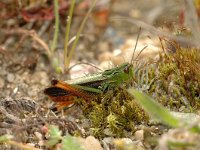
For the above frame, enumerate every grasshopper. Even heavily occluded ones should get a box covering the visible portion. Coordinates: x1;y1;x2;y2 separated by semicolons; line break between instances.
44;28;146;109
44;63;134;109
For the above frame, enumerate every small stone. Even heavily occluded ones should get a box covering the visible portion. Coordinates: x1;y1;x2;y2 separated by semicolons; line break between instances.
32;71;48;85
7;73;15;83
27;88;38;97
134;130;144;141
77;136;103;150
98;52;113;62
81;119;90;129
98;42;110;53
103;128;113;136
0;69;7;76
0;77;5;88
102;137;114;149
35;132;43;140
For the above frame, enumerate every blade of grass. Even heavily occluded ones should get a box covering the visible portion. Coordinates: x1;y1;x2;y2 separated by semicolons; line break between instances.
127;88;180;128
51;0;59;55
64;0;97;71
168;141;195;149
64;0;76;71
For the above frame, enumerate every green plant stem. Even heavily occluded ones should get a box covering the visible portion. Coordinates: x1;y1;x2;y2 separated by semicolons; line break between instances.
64;0;97;71
51;0;59;54
64;0;76;71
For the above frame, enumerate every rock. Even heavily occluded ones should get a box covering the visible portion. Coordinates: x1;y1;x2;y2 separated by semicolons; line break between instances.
7;73;15;83
0;97;39;115
31;71;48;85
113;138;144;150
0;69;7;76
98;41;110;53
103;128;113;136
102;137;114;149
98;51;113;62
77;136;103;150
134;130;144;141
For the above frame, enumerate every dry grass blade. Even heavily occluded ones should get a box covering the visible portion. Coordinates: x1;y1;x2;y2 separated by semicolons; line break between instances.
2;28;51;56
6;140;41;150
0;106;21;123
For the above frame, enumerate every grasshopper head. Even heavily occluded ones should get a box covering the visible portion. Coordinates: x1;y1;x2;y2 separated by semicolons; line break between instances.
124;63;134;80
112;63;134;85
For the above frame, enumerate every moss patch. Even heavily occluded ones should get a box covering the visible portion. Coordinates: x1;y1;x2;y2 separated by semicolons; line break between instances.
148;47;200;112
82;88;149;138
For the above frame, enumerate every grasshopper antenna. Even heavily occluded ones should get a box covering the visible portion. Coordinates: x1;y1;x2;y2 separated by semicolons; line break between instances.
130;27;141;64
134;45;148;61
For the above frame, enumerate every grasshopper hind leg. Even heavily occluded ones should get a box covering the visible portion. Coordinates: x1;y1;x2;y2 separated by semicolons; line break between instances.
50;101;74;112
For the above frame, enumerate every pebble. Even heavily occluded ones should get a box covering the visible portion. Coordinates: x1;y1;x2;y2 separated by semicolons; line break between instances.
0;69;7;76
102;137;114;149
77;136;103;150
134;130;144;141
7;73;15;83
34;132;43;140
32;71;48;85
98;51;113;62
103;128;113;136
98;41;110;53
0;77;5;88
27;88;38;97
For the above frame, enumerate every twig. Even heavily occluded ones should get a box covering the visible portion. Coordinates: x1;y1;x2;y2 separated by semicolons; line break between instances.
2;28;51;56
0;106;21;123
6;140;41;150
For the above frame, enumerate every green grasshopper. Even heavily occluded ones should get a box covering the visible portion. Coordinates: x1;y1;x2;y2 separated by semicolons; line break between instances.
44;28;146;109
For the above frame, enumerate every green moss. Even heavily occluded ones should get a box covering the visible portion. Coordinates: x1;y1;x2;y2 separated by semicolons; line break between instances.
159;63;177;79
148;47;200;112
82;88;149;138
89;103;106;128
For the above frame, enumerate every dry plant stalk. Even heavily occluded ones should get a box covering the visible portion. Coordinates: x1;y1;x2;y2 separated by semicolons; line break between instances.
2;28;51;56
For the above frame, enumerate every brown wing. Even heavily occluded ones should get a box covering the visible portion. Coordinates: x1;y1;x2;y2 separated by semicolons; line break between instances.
44;80;95;108
49;79;94;100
